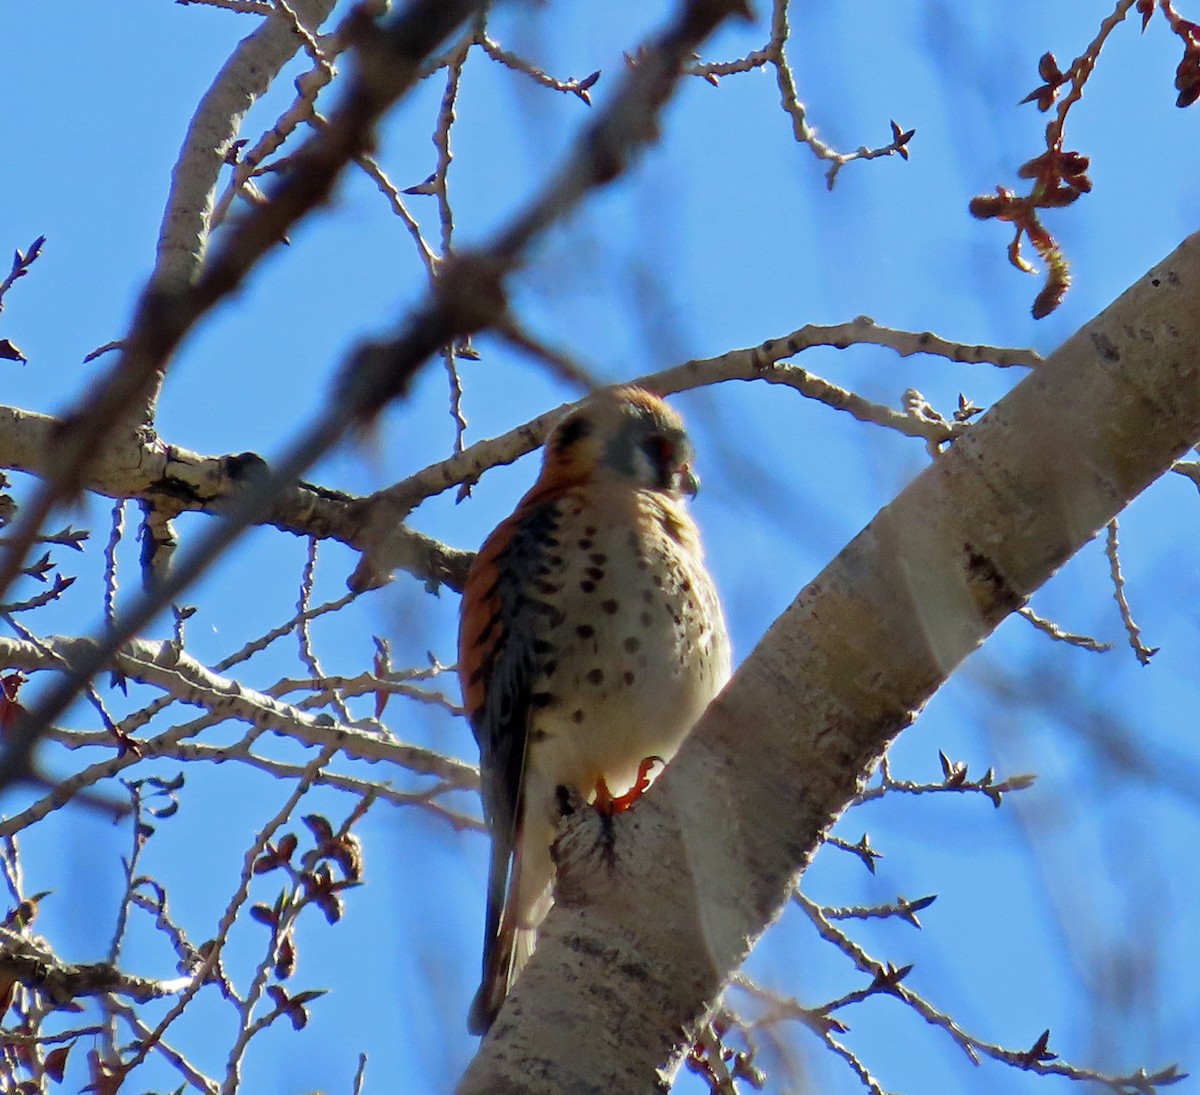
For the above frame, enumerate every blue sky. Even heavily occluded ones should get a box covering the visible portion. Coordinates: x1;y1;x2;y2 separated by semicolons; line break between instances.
4;1;1200;1092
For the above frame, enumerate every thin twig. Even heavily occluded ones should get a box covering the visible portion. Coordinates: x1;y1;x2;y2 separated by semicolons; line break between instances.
296;537;353;723
1017;604;1111;652
103;499;125;630
116;743;339;1085
1105;518;1157;664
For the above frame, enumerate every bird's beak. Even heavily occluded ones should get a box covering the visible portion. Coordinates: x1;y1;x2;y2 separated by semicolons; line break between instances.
679;464;700;497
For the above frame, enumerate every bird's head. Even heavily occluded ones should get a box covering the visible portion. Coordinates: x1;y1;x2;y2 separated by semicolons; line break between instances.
542;386;699;497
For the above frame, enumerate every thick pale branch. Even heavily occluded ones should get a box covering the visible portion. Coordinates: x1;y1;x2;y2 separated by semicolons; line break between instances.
0;406;472;592
458;235;1200;1091
154;0;339;295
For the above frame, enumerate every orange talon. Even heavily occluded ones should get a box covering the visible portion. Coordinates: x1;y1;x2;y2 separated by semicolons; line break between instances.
593;755;665;814
593;776;615;814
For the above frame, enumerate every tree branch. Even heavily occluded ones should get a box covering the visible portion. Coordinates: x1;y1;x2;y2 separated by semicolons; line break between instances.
0;937;194;1006
0;0;486;604
0;635;476;798
457;233;1200;1091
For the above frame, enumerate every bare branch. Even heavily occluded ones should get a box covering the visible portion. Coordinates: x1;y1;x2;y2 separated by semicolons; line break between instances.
1105;517;1158;664
1018;604;1112;651
0;0;486;606
0;941;195;1006
109;743;339;1083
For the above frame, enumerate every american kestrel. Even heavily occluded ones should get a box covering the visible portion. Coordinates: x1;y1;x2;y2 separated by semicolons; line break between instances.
458;385;731;1034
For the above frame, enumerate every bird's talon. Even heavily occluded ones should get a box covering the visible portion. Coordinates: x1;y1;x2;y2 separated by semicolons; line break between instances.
593;755;665;815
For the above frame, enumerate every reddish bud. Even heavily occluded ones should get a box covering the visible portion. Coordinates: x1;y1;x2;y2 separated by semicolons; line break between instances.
969;193;1007;219
1036;51;1062;82
45;1044;71;1083
275;930;296;980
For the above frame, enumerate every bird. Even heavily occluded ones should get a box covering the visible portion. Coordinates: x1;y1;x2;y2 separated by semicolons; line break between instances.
457;385;731;1035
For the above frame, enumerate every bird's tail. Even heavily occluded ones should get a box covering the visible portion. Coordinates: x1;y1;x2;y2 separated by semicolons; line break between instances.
468;830;546;1036
467;918;535;1035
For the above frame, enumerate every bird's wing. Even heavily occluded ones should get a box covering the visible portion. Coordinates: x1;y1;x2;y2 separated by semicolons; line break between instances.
458;494;565;1030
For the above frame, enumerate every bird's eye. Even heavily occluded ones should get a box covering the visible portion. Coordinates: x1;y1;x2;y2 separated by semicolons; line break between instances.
642;434;675;468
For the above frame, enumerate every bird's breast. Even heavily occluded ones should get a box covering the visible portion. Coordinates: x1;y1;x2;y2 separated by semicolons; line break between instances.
518;489;730;803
